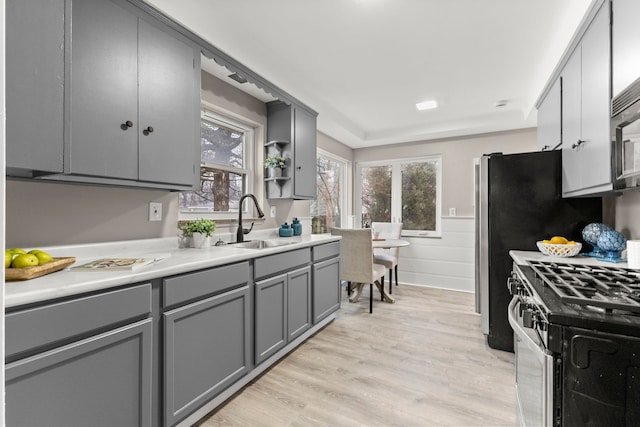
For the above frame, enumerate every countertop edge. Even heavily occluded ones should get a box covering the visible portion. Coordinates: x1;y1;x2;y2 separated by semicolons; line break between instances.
6;234;340;309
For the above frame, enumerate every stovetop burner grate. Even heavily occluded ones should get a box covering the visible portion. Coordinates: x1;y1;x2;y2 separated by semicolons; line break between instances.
529;261;640;313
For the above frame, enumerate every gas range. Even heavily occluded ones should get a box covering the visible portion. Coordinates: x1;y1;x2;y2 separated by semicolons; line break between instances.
513;259;640;338
528;260;640;313
509;256;640;426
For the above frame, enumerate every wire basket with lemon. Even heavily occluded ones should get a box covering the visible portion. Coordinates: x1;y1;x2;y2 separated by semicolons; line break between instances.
536;236;582;257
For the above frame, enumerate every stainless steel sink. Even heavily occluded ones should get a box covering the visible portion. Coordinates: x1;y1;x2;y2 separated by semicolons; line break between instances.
231;240;295;249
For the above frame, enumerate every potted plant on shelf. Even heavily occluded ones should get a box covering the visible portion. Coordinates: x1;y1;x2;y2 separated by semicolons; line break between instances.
182;218;216;248
265;153;286;178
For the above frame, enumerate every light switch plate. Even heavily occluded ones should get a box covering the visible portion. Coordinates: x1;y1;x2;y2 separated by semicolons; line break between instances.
149;202;162;221
270;206;277;218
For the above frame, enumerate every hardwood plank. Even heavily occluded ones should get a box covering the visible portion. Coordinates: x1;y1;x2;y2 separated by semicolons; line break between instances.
195;285;516;426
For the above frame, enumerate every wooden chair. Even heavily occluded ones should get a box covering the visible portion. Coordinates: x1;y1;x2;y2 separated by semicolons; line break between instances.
331;228;386;313
371;222;403;295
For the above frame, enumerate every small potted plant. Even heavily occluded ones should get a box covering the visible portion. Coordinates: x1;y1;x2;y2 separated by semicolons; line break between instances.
265;153;286;178
183;218;216;248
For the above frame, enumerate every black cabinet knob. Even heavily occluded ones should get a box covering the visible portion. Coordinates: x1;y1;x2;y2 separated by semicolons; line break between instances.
120;120;133;130
143;126;154;136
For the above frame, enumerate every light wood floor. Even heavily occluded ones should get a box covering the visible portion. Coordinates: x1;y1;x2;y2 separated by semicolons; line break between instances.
195;284;517;427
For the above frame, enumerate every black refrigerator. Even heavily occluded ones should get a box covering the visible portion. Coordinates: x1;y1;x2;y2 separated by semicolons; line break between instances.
474;150;602;352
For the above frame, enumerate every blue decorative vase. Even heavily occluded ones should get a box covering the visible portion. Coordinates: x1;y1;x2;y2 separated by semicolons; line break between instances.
279;223;293;237
596;230;627;262
582;223;610;257
291;218;302;236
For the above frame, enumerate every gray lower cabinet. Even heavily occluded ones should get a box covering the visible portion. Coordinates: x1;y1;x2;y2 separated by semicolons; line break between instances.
5;283;153;427
6;320;152;427
162;264;251;427
312;257;341;324
255;266;312;365
163;286;251;426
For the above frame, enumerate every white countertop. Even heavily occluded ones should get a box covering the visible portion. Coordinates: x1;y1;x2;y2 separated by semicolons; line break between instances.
510;250;635;269
6;232;339;308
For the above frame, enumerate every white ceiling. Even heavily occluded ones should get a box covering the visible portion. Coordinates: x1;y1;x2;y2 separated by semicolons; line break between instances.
147;0;594;149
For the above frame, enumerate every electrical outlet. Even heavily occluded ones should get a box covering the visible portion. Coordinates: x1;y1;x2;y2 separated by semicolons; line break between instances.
449;207;456;217
149;202;162;221
270;206;277;218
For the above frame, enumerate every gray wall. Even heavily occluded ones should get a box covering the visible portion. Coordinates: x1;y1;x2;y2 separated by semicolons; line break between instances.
614;191;640;239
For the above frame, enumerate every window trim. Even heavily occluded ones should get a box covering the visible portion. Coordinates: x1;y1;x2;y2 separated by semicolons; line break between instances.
178;106;255;221
355;156;442;237
313;148;349;229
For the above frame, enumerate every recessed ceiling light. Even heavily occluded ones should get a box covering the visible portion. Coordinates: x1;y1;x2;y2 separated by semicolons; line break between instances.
416;100;438;111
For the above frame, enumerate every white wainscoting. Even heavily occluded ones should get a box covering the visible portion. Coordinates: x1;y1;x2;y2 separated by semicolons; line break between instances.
397;217;475;293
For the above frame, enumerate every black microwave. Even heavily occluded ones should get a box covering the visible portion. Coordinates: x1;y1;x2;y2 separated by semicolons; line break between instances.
611;77;640;191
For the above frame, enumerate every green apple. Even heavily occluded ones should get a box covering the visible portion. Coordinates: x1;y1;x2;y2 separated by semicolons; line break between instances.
11;254;39;268
9;248;27;255
4;251;12;268
34;251;53;264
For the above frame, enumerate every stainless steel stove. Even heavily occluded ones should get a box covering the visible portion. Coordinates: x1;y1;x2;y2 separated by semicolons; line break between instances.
509;258;640;427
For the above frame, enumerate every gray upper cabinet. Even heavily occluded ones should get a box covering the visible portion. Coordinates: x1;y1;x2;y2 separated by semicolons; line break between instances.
6;0;65;176
560;1;612;197
68;0;200;188
266;101;317;199
6;0;200;190
536;78;562;151
612;0;640;97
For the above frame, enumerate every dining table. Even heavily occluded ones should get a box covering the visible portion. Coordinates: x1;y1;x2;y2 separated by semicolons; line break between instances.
348;238;411;305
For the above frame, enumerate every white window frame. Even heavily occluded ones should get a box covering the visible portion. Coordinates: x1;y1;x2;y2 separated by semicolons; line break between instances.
313;148;349;228
178;106;255;221
355;156;442;237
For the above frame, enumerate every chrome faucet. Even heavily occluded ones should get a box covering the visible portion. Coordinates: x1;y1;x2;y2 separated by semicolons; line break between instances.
236;193;265;243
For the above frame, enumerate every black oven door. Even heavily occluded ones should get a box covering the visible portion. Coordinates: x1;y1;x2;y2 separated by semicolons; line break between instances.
508;297;554;427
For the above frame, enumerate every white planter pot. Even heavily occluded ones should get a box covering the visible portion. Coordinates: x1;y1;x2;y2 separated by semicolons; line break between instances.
192;232;210;248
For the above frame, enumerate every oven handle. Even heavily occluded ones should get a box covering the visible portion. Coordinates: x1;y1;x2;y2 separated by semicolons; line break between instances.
507;296;551;362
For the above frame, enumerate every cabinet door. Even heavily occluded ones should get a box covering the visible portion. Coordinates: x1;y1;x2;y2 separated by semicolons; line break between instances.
293;107;318;199
580;2;611;191
537;78;562;151
163;285;251;427
68;0;138;179
287;266;311;341
561;47;583;196
312;257;341;323
6;0;64;175
138;20;199;187
6;319;152;427
255;274;287;365
612;0;640;97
